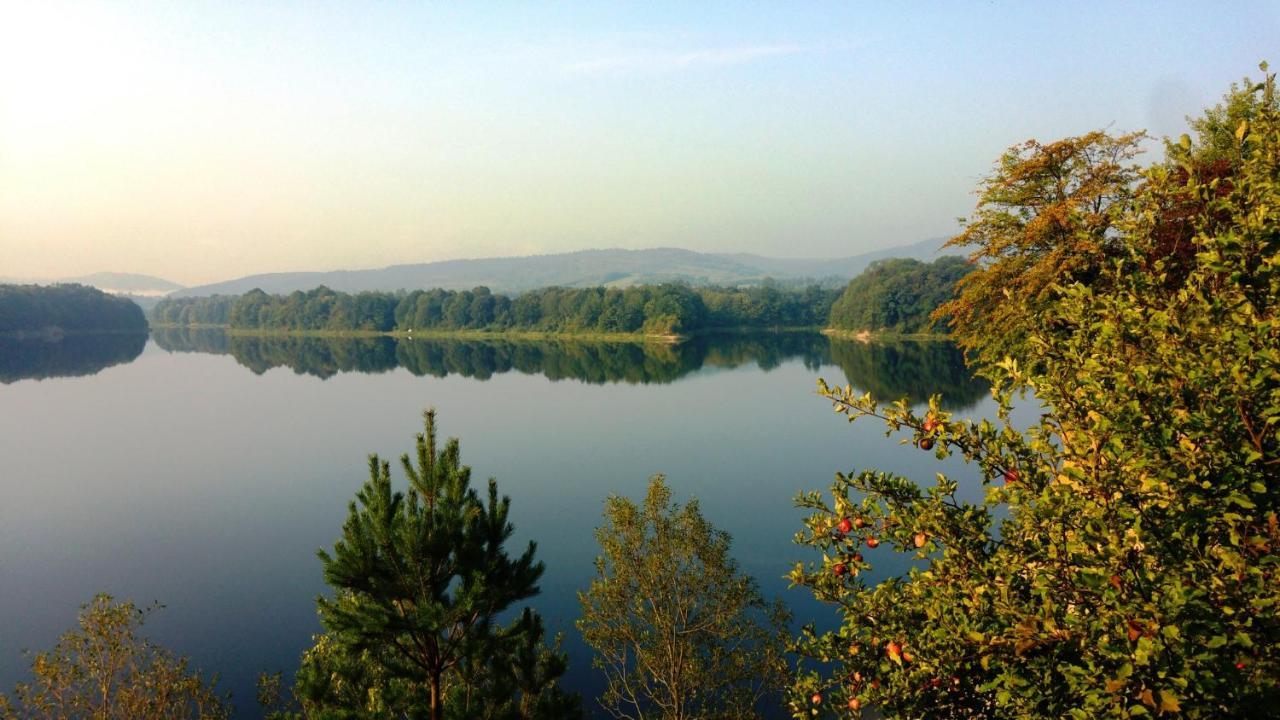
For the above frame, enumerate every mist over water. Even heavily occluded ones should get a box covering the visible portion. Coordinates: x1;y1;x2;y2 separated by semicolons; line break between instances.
0;332;1001;717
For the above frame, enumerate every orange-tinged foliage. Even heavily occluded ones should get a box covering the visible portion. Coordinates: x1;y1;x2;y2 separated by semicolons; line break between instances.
934;131;1146;366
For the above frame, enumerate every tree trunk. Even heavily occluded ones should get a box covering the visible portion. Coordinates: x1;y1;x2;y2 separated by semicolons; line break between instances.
430;670;442;720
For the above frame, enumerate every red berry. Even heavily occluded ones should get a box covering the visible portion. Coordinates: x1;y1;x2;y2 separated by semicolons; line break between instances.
854;516;867;529
833;563;848;576
1236;661;1247;670
1003;469;1019;484
837;517;853;534
811;692;822;705
923;417;939;432
848;697;861;711
866;537;880;548
919;437;935;451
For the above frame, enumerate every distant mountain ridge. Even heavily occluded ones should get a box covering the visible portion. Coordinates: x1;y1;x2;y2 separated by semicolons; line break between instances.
173;239;950;297
2;272;184;297
62;272;185;297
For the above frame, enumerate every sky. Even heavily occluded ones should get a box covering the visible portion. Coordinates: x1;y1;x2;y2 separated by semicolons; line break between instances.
1;1;1277;286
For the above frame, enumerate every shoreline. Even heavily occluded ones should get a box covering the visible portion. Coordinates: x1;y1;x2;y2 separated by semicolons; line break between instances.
821;328;951;342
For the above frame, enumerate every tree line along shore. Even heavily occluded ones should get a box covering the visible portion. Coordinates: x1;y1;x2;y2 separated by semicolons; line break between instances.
3;257;971;340
144;260;968;339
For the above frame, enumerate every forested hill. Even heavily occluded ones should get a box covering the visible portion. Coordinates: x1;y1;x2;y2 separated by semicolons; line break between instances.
827;256;972;334
0;284;149;335
154;254;973;338
153;284;840;336
170;240;947;297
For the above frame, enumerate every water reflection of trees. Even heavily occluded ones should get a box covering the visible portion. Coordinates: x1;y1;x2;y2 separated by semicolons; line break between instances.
395;333;833;385
0;333;147;384
230;335;399;378
149;330;988;409
825;339;989;410
688;333;829;374
149;326;230;355
395;338;685;383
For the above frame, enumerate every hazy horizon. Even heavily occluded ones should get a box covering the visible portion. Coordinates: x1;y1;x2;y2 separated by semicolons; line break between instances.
0;239;946;288
2;1;1277;285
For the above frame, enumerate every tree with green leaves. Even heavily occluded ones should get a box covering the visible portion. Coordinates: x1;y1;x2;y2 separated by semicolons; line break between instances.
790;67;1279;718
1171;69;1280;167
827;256;972;335
578;476;792;720
300;409;581;720
0;595;229;720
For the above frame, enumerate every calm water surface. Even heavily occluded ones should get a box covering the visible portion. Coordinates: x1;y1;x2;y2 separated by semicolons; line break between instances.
0;331;1001;717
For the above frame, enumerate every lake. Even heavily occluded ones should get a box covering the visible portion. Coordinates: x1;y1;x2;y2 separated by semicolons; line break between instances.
0;330;999;717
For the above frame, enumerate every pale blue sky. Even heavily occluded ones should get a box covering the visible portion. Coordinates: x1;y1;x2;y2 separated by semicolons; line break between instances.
1;1;1276;284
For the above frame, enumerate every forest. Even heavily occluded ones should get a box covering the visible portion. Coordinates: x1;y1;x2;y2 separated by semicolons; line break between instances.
150;266;969;339
153;283;840;336
826;256;972;334
0;284;148;335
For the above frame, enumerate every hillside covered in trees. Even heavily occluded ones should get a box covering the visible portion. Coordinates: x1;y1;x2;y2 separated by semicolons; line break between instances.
153;283;840;336
0;284;148;335
826;256;972;334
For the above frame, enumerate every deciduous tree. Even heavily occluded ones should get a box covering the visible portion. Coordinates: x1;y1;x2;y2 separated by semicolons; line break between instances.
578;476;791;720
791;67;1279;718
0;595;228;720
933;130;1146;366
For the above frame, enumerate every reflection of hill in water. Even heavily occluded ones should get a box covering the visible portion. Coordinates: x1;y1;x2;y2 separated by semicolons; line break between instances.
826;339;989;410
395;333;831;385
233;335;399;379
147;326;230;355
0;333;147;384
397;338;681;383
150;329;989;408
151;331;832;385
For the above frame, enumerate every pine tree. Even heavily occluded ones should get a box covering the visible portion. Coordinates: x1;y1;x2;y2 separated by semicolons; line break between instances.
315;409;555;720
